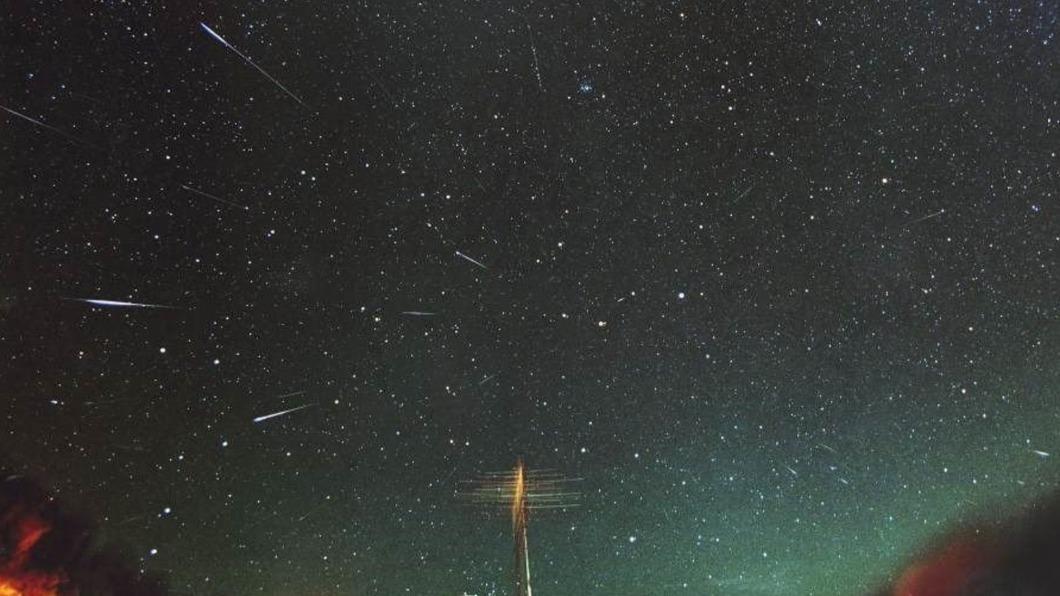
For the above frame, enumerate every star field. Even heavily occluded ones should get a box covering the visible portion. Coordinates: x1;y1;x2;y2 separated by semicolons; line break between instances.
1;1;1058;595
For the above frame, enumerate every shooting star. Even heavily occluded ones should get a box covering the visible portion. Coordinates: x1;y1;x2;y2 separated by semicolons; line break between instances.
400;311;436;317
904;208;946;227
298;503;327;522
253;403;314;424
1;103;90;145
478;373;496;385
67;298;178;309
115;514;147;526
275;390;306;399
84;398;131;407
732;184;755;203
1031;449;1050;458
784;465;798;477
455;250;488;270
199;22;307;108
526;24;543;91
180;184;248;210
816;442;837;454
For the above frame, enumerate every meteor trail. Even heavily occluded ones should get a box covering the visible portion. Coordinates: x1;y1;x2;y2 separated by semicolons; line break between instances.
180;184;248;210
526;24;543;91
455;250;488;270
400;311;436;316
1;103;89;145
1031;449;1050;458
253;404;314;424
275;390;306;399
904;208;946;227
199;22;307;108
732;184;755;203
67;298;179;309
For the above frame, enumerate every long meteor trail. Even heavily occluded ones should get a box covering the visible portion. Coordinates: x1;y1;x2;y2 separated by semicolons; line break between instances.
455;250;488;270
180;184;248;210
67;298;179;309
1;103;89;145
904;208;946;227
199;22;307;108
253;404;314;424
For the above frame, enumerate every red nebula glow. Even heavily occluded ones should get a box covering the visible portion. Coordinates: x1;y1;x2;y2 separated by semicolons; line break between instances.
892;537;991;596
0;508;64;596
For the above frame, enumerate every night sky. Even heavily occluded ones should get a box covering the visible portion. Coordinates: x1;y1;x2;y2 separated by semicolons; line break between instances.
2;1;1059;595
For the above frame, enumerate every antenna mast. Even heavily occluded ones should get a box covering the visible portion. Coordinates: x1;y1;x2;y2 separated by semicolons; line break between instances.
460;459;580;596
512;460;532;596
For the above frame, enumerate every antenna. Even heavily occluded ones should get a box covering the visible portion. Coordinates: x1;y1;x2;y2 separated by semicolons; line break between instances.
460;459;580;596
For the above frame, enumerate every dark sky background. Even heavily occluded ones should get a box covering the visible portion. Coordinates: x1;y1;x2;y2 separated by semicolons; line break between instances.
1;1;1058;594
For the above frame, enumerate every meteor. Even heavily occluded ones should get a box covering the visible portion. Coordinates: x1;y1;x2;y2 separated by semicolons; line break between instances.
180;184;248;210
732;184;755;203
199;22;229;47
455;250;488;270
67;298;178;309
904;208;946;227
253;404;314;424
400;311;436;316
1;103;90;145
200;22;307;108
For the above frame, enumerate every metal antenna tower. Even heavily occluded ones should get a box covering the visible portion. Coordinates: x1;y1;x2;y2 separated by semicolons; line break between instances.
460;459;580;596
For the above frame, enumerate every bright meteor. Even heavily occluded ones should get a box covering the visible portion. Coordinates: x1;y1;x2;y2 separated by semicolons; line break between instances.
199;22;307;108
199;22;230;47
455;250;488;270
68;298;179;309
253;404;314;424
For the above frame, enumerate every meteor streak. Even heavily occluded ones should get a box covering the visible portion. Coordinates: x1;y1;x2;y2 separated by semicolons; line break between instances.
180;184;248;210
253;403;314;423
732;184;755;203
526;24;543;91
400;311;436;316
904;208;946;227
1;103;90;145
455;250;488;270
199;22;307;108
68;298;178;309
